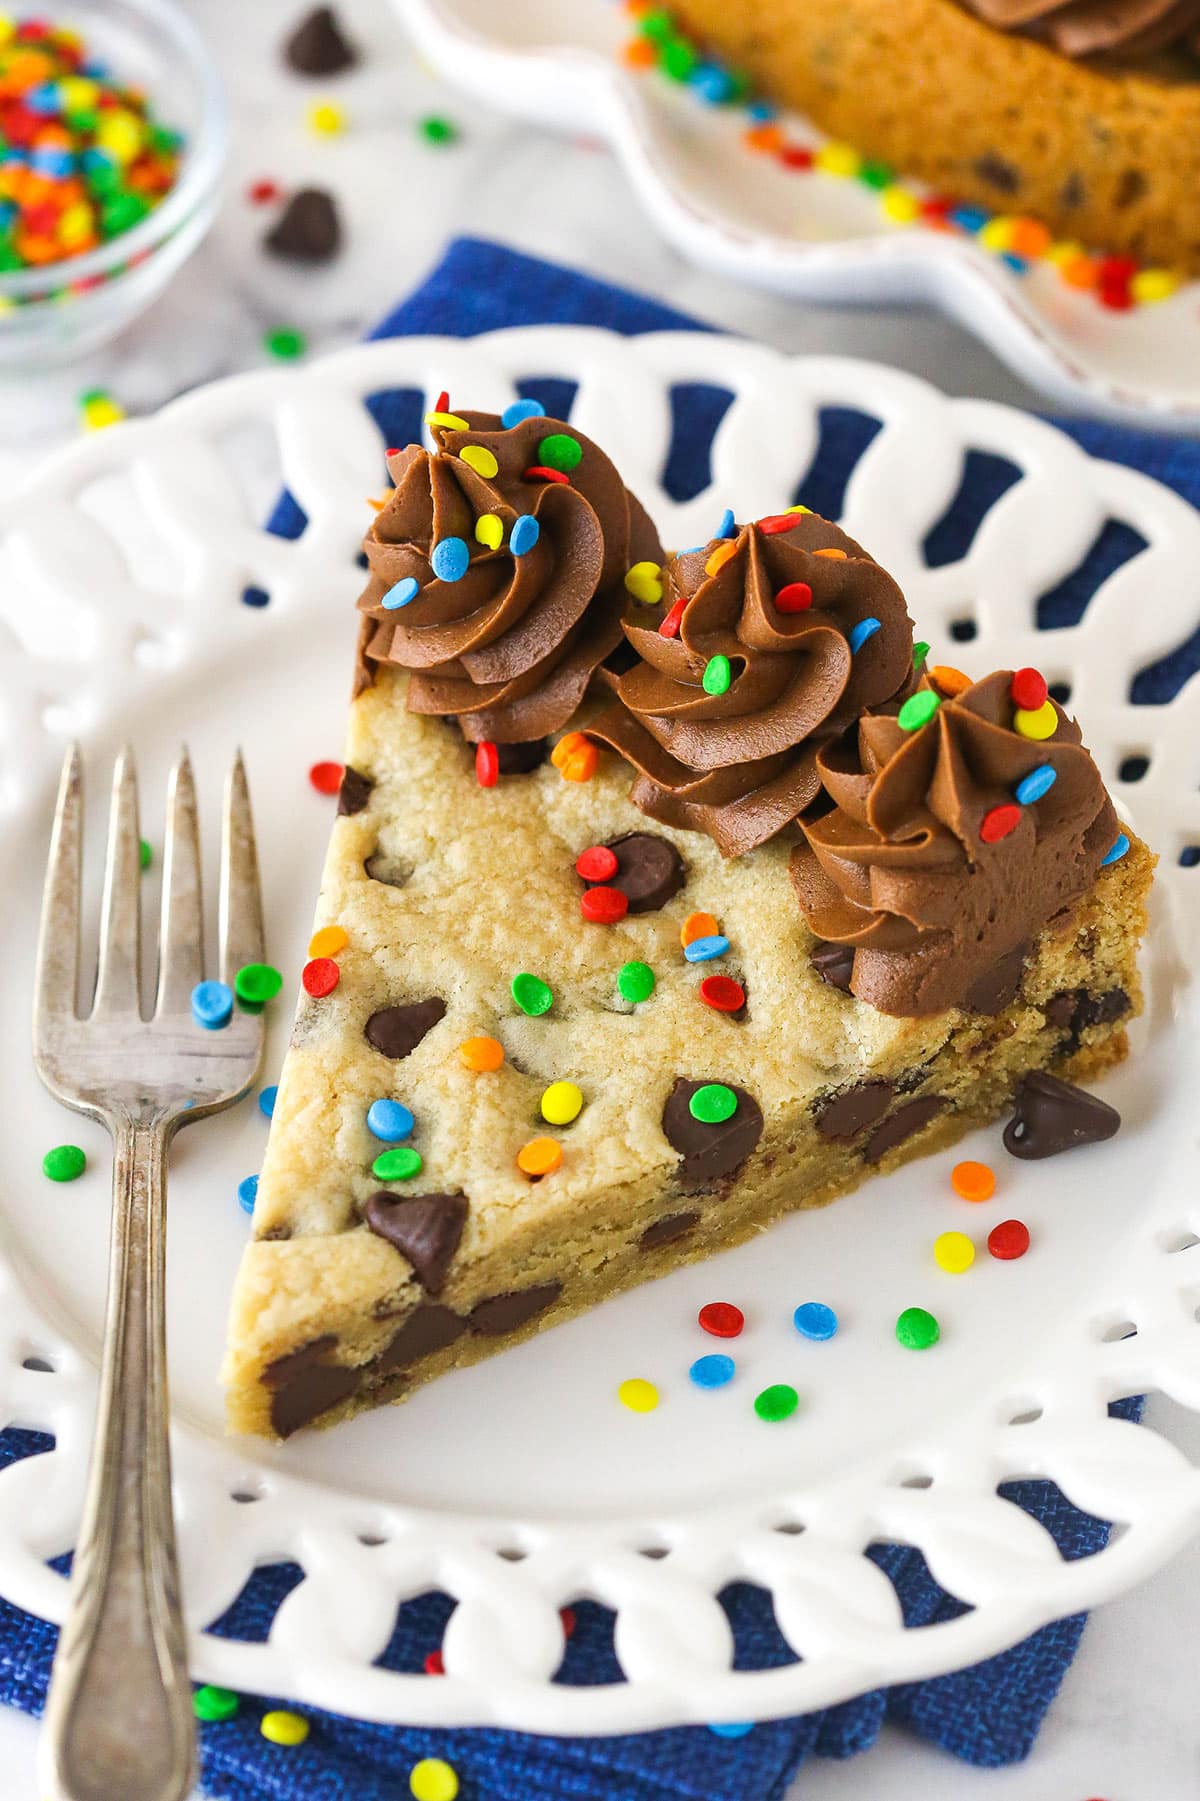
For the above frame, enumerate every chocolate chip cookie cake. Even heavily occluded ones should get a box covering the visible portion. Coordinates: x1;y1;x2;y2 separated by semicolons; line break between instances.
222;402;1153;1439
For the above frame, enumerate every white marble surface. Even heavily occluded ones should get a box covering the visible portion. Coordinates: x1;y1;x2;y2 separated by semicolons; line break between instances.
2;1;1198;1795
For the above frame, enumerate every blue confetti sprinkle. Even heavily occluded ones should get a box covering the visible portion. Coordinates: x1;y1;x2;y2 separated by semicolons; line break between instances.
191;980;233;1030
689;1353;735;1389
847;617;881;654
367;1098;415;1142
258;1085;278;1119
690;64;734;105
707;1722;754;1739
793;1301;839;1341
745;100;775;122
237;1174;259;1215
683;934;731;964
431;536;470;582
1101;832;1130;866
383;575;420;609
1000;253;1030;276
510;514;540;557
715;506;736;539
1014;763;1057;806
501;398;545;429
241;585;270;609
950;205;990;234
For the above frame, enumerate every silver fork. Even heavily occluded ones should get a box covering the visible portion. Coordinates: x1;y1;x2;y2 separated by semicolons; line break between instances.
33;745;265;1801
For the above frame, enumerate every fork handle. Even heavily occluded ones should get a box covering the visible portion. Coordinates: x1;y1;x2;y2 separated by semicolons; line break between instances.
41;1117;197;1801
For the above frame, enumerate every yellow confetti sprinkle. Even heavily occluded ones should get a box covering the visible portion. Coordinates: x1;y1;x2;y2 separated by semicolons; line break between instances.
1014;700;1058;741
307;100;346;136
260;1710;309;1747
624;560;663;605
815;141;861;179
475;512;504;549
459;444;499;478
425;410;469;432
880;186;920;224
1130;268;1180;305
618;1378;659;1413
410;1759;459;1801
541;1081;583;1126
933;1231;975;1274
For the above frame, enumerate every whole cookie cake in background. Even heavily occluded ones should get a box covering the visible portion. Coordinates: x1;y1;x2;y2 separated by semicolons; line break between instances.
221;398;1154;1440
668;0;1200;271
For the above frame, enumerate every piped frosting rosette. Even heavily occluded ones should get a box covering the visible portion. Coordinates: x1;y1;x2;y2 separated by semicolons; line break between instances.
588;511;915;856
961;0;1200;59
356;407;662;745
790;667;1125;1016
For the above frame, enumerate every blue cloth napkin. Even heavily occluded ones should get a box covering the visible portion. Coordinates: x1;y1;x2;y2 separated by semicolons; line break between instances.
3;236;1192;1801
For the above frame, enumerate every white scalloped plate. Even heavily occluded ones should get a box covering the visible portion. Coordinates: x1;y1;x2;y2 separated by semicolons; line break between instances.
401;0;1200;429
1;326;1199;1734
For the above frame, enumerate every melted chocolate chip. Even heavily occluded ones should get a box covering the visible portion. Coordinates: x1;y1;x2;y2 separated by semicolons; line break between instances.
365;998;446;1059
379;1303;466;1372
810;942;855;994
1115;168;1147;209
338;765;373;815
864;1096;947;1164
495;739;548;774
963;941;1029;1015
265;187;341;264
602;833;685;913
1003;1071;1121;1161
263;1337;360;1438
1044;986;1130;1044
1044;991;1080;1029
661;1078;764;1189
974;152;1020;194
364;850;410;887
470;1284;562;1337
638;1211;700;1251
283;5;357;75
815;1080;895;1143
363;1192;468;1294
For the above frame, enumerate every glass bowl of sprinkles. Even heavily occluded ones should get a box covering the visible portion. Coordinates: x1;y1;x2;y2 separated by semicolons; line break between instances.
0;2;227;363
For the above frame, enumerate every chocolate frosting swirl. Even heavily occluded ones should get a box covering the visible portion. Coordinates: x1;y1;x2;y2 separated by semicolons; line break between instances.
790;670;1121;1016
960;0;1200;59
588;512;914;856
356;410;661;743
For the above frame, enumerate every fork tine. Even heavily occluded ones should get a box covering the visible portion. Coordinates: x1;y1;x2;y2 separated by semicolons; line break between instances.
34;743;83;1032
155;748;203;1017
219;749;264;985
92;746;142;1019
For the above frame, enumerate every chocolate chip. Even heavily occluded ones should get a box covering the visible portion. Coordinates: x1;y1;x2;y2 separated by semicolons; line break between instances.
662;1078;764;1188
864;1096;947;1164
638;1211;700;1251
283;5;357;75
337;764;372;815
602;833;685;913
263;1337;360;1438
1043;987;1130;1042
974;152;1020;194
470;1283;562;1337
963;941;1029;1015
1115;168;1147;209
495;739;548;774
264;187;342;264
379;1303;466;1371
1044;991;1080;1029
1003;1071;1120;1160
1059;172;1086;209
363;1192;467;1294
364;850;409;887
810;942;854;993
365;998;446;1059
815;1079;895;1143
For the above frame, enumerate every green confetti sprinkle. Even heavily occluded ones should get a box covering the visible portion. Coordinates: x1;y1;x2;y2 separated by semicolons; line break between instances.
419;115;458;145
265;327;306;361
912;640;931;671
896;1306;940;1350
372;1146;423;1182
754;1383;799;1422
139;838;152;870
537;432;583;473
234;963;283;1006
617;960;655;1005
511;972;553;1017
193;1685;239;1722
689;1082;737;1125
702;654;732;697
43;1144;86;1182
858;160;894;190
661;37;698;80
638;8;675;43
897;690;941;732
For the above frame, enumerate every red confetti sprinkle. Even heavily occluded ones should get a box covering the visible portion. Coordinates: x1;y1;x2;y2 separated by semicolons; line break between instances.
523;464;570;485
658;596;687;639
921;194;955;218
581;885;629;924
248;178;280;204
1098;281;1134;312
435;390;449;414
988;1218;1030;1260
699;974;745;1013
778;144;814;171
302;957;340;998
424;1649;444;1675
560;1607;577;1638
576;845;619;882
1009;667;1048;711
774;580;813;613
698;1301;744;1339
1098;255;1138;285
980;803;1022;843
756;513;802;536
475;741;499;788
309;760;344;795
385;447;399;456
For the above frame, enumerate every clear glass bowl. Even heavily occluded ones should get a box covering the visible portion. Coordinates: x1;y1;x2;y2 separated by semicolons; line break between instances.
0;0;228;365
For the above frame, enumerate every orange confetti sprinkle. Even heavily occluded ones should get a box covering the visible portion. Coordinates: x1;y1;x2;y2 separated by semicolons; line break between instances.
929;664;971;696
1060;254;1099;291
814;547;848;560
517;1137;563;1177
704;540;737;578
459;1035;504;1073
551;732;599;782
743;123;784;154
681;910;719;949
1009;217;1051;259
308;925;348;959
622;36;657;68
952;1160;996;1202
551;731;588;770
